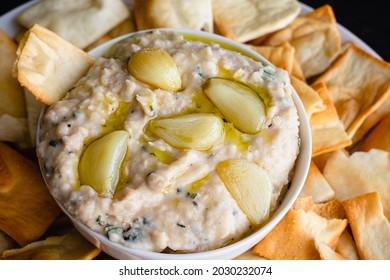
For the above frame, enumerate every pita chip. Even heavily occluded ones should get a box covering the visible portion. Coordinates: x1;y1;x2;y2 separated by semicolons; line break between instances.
14;24;95;105
359;113;390;153
353;96;390;144
265;5;341;78
0;142;61;246
135;0;213;32
212;0;300;42
314;43;390;138
0;29;26;118
253;208;347;259
315;239;345;260
343;192;390;260
2;229;100;260
299;161;334;203
16;0;129;49
309;83;351;157
291;76;326;119
323;149;390;220
335;230;360;260
292;196;345;220
246;44;295;74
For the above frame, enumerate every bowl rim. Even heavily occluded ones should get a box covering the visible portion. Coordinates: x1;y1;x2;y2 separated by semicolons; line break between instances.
37;28;312;260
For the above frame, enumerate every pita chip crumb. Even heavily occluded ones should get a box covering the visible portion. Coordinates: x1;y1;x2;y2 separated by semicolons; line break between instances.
0;142;61;246
343;192;390;260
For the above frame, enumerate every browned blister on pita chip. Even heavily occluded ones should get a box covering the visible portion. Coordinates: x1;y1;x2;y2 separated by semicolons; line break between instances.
342;192;390;260
253;199;347;260
335;229;360;260
309;83;351;157
299;161;334;203
212;0;300;43
14;24;95;105
16;0;129;49
2;229;100;260
314;43;390;138
359;113;390;153
0;142;61;246
323;149;390;220
291;76;326;119
264;5;341;78
315;238;345;260
135;0;213;32
0;29;26;118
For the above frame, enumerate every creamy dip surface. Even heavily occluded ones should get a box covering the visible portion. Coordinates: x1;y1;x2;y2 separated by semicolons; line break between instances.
38;31;300;253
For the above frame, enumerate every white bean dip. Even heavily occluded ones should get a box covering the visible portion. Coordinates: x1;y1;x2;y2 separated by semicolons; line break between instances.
38;31;299;253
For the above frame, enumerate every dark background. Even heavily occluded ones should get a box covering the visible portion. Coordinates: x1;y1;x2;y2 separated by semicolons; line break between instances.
1;0;389;62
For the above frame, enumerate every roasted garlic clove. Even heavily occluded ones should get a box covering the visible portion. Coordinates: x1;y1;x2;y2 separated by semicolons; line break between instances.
216;159;272;226
128;48;181;91
148;113;224;150
204;78;266;134
79;130;129;195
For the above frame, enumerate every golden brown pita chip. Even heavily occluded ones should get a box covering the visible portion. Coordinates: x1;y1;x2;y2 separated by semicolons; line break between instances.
253;209;347;259
2;229;100;260
0;29;26;118
315;238;345;260
292;196;345;220
299;161;334;203
314;43;390;138
291;54;305;80
246;44;295;74
359;114;390;153
14;24;95;105
135;0;213;32
0;142;61;246
212;0;300;42
335;230;360;260
352;96;390;144
323;149;390;220
265;5;341;78
291;76;326;119
342;192;390;260
310;83;352;157
85;17;136;52
16;0;129;49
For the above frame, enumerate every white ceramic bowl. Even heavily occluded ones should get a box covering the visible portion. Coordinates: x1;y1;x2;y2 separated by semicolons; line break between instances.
38;28;311;260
